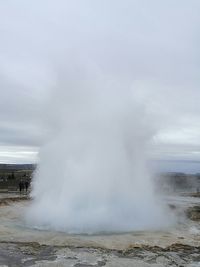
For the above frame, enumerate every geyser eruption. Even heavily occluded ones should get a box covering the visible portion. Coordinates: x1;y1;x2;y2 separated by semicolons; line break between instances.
27;66;171;233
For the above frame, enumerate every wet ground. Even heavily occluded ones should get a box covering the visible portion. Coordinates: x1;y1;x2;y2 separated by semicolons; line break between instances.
0;193;200;267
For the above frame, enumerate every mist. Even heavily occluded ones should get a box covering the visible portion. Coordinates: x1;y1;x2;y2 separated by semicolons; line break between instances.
27;61;172;232
1;0;197;232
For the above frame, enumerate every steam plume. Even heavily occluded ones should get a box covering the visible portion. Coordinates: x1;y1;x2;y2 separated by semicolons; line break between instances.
27;61;171;233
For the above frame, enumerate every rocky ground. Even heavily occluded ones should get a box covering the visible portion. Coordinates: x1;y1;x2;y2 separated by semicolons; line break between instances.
0;194;199;267
0;240;200;266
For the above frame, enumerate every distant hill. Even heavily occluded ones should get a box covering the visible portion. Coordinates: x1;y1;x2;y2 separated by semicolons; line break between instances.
0;164;36;171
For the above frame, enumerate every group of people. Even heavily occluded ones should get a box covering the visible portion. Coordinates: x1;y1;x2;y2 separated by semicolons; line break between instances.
19;180;30;193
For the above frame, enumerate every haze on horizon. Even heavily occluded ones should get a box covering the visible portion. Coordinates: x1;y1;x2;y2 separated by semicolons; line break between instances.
0;1;200;173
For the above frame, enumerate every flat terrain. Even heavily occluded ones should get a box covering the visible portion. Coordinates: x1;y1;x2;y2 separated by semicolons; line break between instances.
0;193;200;267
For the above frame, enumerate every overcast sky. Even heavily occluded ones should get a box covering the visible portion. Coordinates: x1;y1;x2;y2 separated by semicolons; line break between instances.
0;1;200;171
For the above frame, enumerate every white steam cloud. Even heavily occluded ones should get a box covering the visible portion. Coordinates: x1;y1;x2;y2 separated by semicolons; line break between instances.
19;0;187;232
27;59;172;233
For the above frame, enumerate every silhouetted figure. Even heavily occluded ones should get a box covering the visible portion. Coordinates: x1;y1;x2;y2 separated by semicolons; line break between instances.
19;180;24;194
25;180;29;193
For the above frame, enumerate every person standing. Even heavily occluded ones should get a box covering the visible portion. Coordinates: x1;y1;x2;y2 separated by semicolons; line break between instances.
25;180;29;193
19;180;24;194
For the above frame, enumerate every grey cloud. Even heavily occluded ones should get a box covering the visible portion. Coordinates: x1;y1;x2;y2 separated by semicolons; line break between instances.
0;75;46;146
